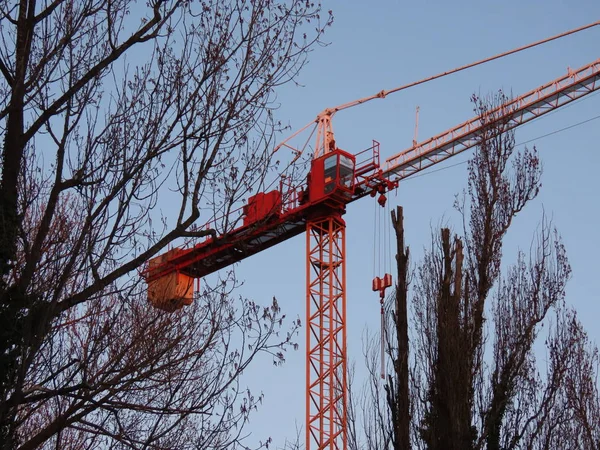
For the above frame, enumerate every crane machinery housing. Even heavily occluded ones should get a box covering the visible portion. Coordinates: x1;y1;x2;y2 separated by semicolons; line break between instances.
143;22;600;450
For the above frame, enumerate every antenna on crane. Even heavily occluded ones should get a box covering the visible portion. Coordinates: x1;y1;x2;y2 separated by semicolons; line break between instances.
413;106;420;147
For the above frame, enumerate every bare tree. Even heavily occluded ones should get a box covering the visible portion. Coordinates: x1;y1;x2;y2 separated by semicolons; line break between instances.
16;281;300;450
278;423;304;450
350;91;600;450
0;1;332;448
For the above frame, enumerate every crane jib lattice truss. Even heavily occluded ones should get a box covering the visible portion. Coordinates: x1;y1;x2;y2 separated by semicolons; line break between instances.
384;59;600;179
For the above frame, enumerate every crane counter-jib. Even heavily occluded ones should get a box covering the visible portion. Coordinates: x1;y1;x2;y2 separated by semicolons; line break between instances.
144;209;310;281
143;171;358;311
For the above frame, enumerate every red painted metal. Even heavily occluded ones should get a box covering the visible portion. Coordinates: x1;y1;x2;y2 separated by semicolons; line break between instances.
146;248;195;311
308;150;356;203
372;273;392;299
243;191;282;227
372;273;392;381
306;215;348;450
144;149;363;284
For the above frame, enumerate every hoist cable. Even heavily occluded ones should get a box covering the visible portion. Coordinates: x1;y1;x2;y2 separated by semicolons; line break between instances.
373;200;377;278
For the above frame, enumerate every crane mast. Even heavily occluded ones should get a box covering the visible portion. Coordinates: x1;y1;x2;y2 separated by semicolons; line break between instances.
306;214;348;449
144;56;600;450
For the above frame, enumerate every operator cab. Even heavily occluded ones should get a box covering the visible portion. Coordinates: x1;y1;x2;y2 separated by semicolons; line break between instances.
308;149;356;205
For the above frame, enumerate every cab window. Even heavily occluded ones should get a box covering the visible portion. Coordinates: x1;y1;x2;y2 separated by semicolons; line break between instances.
324;155;337;194
338;155;354;189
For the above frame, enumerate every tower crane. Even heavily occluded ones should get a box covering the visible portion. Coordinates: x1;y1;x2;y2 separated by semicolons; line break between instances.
143;23;600;450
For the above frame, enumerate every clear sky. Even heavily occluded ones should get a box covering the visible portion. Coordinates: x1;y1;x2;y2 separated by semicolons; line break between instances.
232;1;600;447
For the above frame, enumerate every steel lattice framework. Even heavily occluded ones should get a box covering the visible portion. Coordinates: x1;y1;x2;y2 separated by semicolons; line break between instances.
383;59;600;180
306;215;348;450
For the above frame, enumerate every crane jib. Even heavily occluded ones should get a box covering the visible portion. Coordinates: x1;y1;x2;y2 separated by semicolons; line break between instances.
383;58;600;183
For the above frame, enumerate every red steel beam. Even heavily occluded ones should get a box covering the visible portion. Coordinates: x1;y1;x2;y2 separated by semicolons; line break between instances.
306;215;348;450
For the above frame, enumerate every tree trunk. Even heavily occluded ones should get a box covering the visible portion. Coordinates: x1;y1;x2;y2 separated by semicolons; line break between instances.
388;206;410;450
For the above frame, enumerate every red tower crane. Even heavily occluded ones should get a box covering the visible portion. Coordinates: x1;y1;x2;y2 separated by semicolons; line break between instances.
143;24;600;450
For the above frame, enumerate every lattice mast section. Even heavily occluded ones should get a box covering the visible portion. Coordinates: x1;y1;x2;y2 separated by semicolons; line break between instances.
306;215;348;450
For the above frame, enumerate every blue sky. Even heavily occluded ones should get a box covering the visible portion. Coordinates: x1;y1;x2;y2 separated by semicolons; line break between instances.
233;2;600;447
